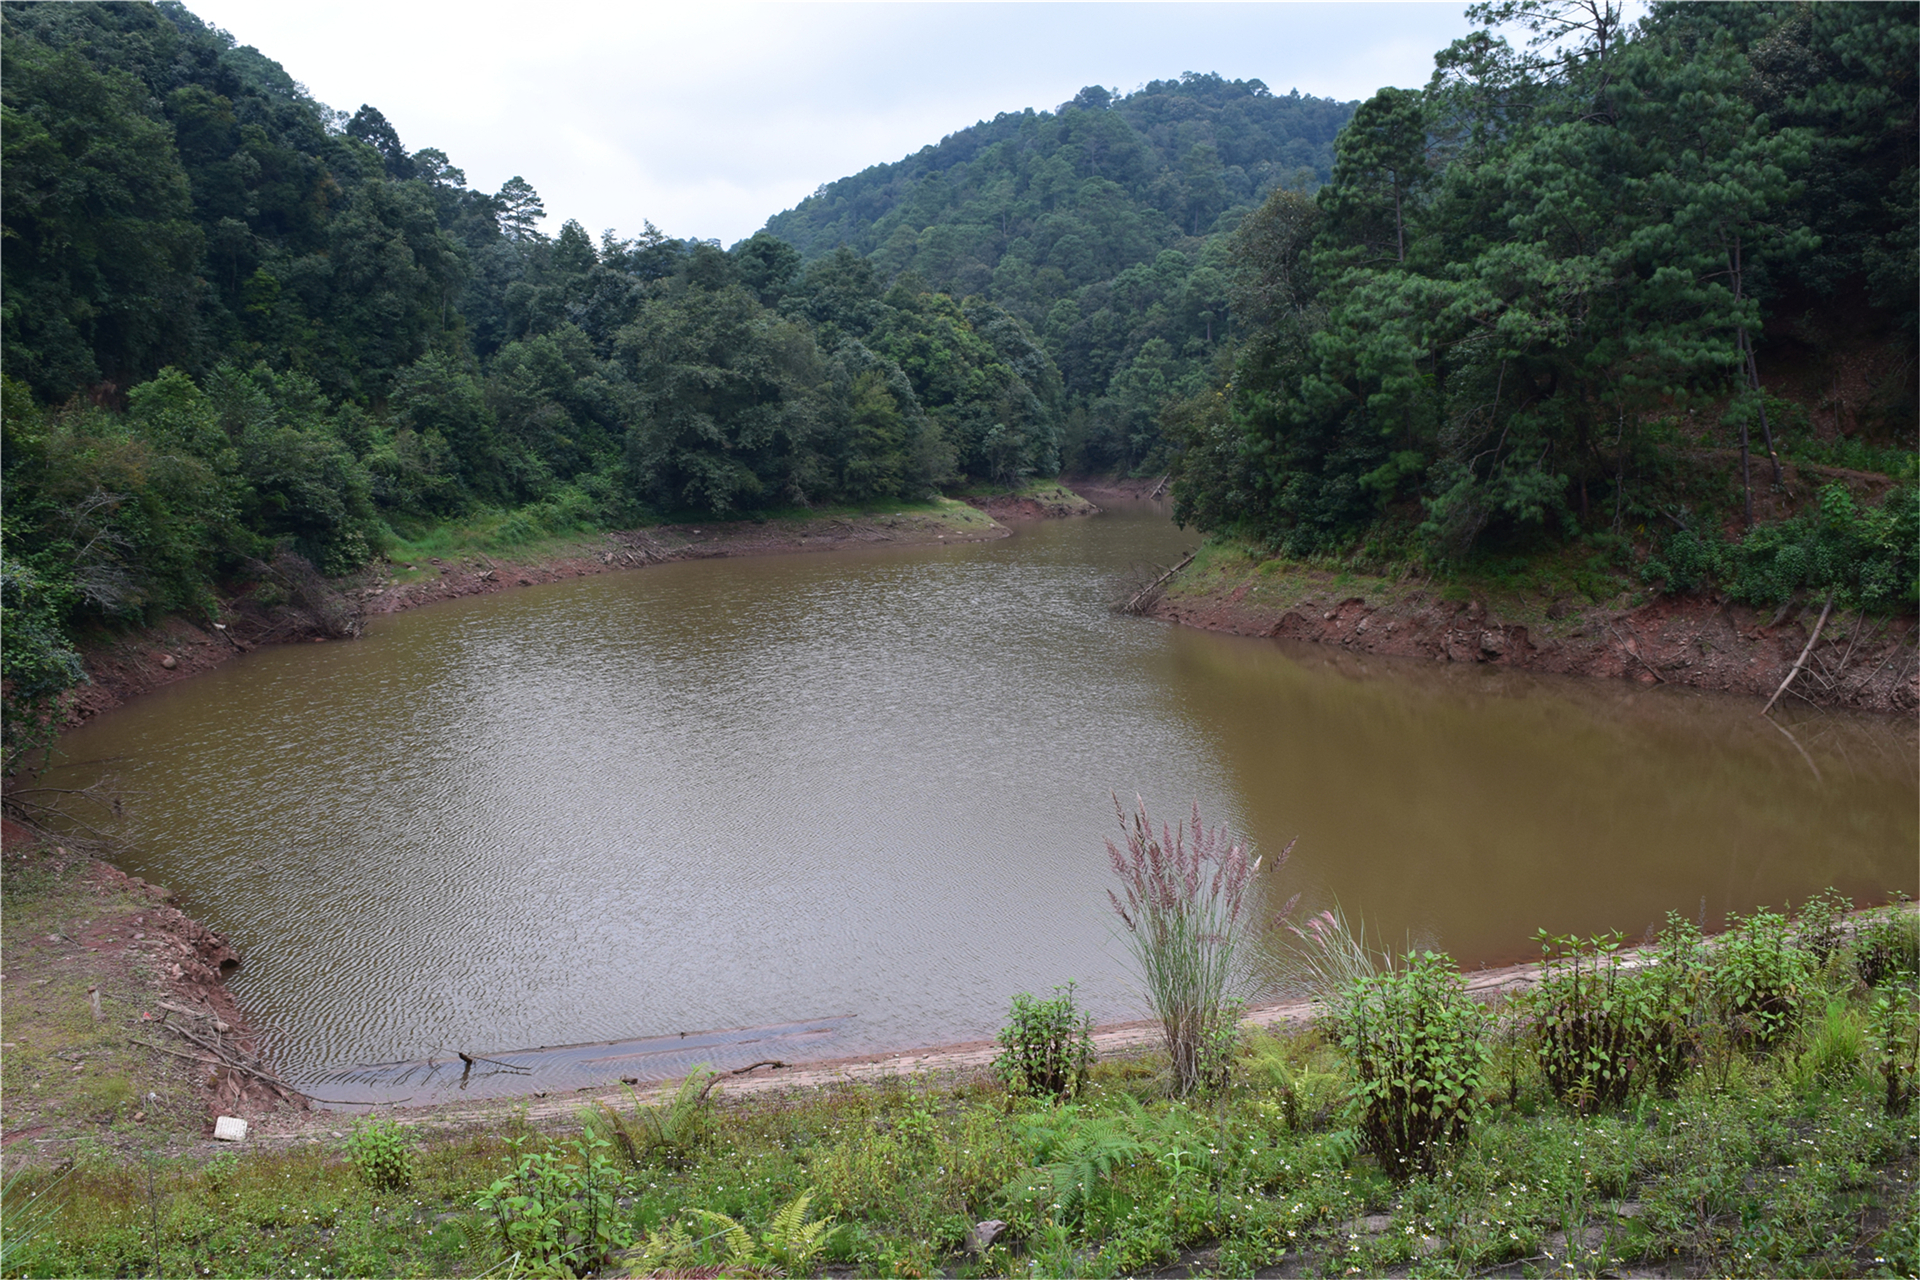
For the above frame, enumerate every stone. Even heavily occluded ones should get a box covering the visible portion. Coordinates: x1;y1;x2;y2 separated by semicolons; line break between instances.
965;1220;1007;1255
161;655;177;670
213;1116;248;1142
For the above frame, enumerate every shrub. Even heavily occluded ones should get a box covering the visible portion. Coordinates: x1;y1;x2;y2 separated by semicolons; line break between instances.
1867;985;1920;1117
1640;912;1709;1094
1335;950;1488;1180
1525;931;1655;1111
475;1133;631;1277
993;983;1095;1101
1854;896;1920;989
343;1117;414;1191
1713;909;1810;1050
1106;795;1295;1096
1793;887;1853;967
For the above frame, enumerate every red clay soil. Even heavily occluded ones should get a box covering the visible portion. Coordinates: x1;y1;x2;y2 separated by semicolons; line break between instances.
1150;573;1919;714
0;819;303;1138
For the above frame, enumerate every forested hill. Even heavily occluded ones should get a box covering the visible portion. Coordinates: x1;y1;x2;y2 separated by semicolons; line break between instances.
765;78;1356;473
1168;1;1916;621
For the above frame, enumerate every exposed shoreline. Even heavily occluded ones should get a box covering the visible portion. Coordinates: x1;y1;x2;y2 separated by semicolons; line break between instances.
1144;543;1920;716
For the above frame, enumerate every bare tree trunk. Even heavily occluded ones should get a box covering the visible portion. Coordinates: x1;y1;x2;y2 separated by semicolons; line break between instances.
1762;590;1835;715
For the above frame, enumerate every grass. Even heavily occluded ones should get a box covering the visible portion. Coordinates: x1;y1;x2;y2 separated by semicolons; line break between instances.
373;494;1006;582
8;900;1915;1278
0;843;212;1150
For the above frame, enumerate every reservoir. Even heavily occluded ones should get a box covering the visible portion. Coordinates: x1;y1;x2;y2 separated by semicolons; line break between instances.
44;501;1918;1101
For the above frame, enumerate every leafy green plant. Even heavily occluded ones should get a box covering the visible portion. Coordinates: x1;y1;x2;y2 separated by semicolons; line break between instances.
994;982;1096;1101
1106;794;1296;1096
628;1188;834;1277
1003;1108;1147;1225
1793;887;1853;967
1867;986;1919;1117
343;1117;415;1191
475;1133;632;1277
1712;909;1810;1051
1334;950;1488;1180
593;1068;714;1169
1524;931;1654;1110
1854;896;1919;989
1640;912;1708;1094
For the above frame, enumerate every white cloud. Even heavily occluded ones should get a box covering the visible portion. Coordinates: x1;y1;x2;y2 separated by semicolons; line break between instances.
184;1;1477;245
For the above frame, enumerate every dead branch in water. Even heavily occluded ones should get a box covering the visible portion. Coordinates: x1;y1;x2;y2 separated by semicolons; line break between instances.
1763;590;1835;716
1120;551;1196;615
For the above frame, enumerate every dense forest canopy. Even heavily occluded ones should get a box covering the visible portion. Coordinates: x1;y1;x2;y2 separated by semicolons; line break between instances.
765;76;1356;473
1168;0;1915;606
2;0;1915;773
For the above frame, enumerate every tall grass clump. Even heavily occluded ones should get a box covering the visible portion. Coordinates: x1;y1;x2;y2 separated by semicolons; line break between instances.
1285;903;1385;1007
1106;794;1295;1096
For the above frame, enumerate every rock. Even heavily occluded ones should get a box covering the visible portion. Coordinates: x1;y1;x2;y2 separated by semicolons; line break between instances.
965;1220;1007;1255
213;1115;248;1142
1480;630;1508;655
161;654;177;670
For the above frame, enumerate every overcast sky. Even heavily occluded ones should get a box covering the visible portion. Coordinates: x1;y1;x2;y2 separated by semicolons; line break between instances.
184;2;1482;247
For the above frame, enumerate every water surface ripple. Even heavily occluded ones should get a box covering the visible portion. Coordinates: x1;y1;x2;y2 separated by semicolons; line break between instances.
47;503;1917;1090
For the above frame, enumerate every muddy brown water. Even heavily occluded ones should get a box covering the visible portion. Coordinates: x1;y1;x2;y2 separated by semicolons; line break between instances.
44;502;1918;1104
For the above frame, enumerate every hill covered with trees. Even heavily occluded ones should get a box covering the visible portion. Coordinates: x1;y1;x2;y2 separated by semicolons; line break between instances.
0;0;1094;765
2;0;1915;769
764;77;1356;473
1166;0;1915;616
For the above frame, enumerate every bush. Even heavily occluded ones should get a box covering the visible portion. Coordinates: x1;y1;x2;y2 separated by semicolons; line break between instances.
1640;912;1709;1095
1525;931;1656;1111
1643;484;1919;611
1854;897;1920;989
343;1118;415;1191
475;1133;631;1277
1106;795;1294;1096
1867;986;1920;1117
993;983;1095;1101
1792;887;1853;967
1335;950;1488;1180
1713;909;1810;1051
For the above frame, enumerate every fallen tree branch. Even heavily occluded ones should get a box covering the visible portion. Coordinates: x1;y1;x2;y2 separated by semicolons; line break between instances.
697;1060;788;1104
1763;589;1835;716
1121;551;1195;615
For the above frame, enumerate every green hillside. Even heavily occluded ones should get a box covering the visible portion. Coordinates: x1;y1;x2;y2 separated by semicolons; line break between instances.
766;77;1357;472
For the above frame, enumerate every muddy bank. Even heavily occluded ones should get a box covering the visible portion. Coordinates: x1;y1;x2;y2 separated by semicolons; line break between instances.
0;822;304;1160
1146;548;1919;714
959;479;1103;521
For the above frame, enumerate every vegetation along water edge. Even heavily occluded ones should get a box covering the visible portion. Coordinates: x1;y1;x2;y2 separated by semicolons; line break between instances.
4;809;1916;1277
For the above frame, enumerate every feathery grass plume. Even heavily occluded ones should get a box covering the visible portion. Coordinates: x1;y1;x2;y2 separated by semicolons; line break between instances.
1106;793;1296;1096
1284;903;1384;1007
